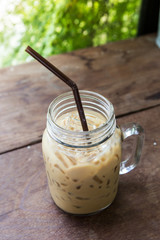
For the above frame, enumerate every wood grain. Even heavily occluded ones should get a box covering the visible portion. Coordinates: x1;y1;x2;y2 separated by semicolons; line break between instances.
0;34;160;153
0;106;160;240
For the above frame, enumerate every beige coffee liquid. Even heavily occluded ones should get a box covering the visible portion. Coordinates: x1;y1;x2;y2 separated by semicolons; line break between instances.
42;110;122;214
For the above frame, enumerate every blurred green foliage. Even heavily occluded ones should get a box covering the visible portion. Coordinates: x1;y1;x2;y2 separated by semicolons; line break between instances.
0;0;141;68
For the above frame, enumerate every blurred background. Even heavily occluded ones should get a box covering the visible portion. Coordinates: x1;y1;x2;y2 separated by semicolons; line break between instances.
0;0;142;68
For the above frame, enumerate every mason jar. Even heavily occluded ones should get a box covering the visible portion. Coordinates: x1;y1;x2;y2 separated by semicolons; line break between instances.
42;90;144;215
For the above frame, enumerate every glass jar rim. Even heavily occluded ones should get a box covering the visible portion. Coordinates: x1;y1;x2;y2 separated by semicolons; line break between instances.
47;90;115;137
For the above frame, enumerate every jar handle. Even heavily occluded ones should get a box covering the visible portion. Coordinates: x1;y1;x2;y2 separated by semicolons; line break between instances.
119;122;145;175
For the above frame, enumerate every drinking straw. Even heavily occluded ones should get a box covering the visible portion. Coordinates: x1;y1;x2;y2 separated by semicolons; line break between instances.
25;46;89;131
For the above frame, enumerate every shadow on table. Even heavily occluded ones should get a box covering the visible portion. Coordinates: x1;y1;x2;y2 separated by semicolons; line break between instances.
58;178;149;239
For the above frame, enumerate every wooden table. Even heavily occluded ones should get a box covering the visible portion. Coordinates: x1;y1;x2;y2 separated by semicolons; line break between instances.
0;34;160;240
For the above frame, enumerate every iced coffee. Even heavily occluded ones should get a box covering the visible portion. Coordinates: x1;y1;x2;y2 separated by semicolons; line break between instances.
42;109;122;215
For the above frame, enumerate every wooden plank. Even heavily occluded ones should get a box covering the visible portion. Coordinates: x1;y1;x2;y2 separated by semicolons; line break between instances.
0;106;159;240
0;34;160;153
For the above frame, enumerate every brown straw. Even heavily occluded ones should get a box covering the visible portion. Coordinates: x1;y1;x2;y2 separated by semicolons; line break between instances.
25;46;89;131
